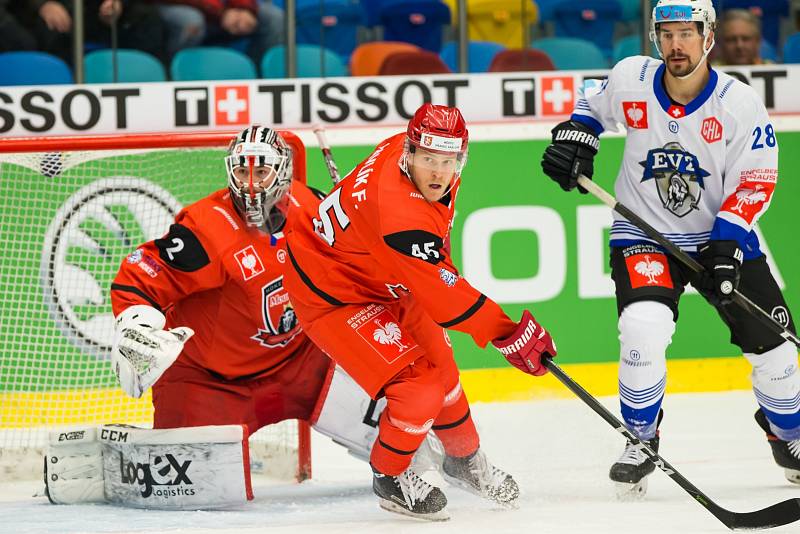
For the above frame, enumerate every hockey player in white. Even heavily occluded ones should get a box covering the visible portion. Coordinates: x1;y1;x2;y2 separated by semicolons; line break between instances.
541;0;800;498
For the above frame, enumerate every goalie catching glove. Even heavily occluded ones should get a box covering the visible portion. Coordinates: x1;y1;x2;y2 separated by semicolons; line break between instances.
112;305;194;398
492;310;557;376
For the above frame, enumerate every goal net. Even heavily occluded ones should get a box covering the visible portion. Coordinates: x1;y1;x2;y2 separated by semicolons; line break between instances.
0;131;311;482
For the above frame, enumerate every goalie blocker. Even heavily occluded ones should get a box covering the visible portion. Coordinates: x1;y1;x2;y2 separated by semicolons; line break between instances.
45;366;444;509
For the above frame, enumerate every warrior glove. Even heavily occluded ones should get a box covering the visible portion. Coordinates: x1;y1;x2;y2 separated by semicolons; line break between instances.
698;240;744;305
541;120;599;193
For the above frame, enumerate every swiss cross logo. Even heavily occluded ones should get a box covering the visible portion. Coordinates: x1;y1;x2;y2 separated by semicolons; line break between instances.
701;117;723;143
214;85;249;126
540;76;574;115
234;245;265;281
622;101;648;129
581;9;596;20
625;253;673;289
349;305;417;364
409;13;426;24
667;105;685;118
321;15;337;26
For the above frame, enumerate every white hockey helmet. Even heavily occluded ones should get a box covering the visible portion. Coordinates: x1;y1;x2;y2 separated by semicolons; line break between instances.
225;125;293;231
650;0;716;64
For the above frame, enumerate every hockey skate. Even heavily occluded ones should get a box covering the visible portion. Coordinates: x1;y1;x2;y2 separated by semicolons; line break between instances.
442;448;520;506
372;466;449;521
609;434;660;501
754;409;800;484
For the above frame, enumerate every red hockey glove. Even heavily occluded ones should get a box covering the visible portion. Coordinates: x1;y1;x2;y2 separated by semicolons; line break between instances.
492;310;557;376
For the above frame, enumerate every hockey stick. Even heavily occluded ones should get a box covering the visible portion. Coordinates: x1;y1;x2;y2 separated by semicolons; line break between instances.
576;175;800;349
312;124;341;184
543;356;800;530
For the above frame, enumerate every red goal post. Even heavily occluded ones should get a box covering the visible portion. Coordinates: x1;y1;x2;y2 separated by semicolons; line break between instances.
0;130;311;482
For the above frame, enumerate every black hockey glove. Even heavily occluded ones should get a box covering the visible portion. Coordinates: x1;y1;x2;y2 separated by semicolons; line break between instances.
541;120;599;194
697;240;744;305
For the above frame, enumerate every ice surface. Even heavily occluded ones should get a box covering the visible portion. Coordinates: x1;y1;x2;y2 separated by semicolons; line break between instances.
2;390;799;534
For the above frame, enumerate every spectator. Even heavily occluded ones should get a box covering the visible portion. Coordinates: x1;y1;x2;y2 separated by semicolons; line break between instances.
0;0;38;52
155;0;285;63
716;8;771;66
2;0;166;64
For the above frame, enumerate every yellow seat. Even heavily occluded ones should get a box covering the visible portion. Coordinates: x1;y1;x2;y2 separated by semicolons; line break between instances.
442;0;538;48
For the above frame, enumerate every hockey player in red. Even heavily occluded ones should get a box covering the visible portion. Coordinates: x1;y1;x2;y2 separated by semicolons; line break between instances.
110;127;332;442
284;104;558;520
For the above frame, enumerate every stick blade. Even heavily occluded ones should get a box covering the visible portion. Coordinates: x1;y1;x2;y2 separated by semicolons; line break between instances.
724;498;800;531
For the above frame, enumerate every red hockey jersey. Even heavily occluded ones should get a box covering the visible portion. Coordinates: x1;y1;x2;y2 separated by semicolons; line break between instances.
111;185;320;380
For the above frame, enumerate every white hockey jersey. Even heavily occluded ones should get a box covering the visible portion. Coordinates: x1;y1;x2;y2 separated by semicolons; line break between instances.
572;56;778;259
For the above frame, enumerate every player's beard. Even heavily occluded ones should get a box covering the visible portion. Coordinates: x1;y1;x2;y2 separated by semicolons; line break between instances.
665;52;698;78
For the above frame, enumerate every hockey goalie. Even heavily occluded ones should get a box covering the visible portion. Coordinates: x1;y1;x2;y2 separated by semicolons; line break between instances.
45;126;440;510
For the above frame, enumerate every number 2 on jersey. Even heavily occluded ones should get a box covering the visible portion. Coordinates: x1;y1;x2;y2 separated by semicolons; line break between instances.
751;124;776;150
313;188;350;246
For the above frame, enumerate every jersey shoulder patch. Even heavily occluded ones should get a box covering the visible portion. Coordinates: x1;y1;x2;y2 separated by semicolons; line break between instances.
155;223;211;272
383;229;444;265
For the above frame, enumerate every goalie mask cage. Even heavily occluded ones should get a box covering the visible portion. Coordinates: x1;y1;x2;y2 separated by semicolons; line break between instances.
0;131;311;482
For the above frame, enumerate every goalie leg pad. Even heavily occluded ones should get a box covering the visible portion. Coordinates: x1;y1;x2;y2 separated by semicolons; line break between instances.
747;341;800;440
46;424;253;509
618;301;675;439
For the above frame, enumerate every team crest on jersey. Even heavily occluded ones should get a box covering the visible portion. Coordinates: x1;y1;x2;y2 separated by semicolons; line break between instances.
251;276;301;348
640;142;710;217
622;101;648;129
234;245;265;280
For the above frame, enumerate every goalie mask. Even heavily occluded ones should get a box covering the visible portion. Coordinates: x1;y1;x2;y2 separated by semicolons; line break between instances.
226;126;293;232
650;0;716;79
401;103;469;200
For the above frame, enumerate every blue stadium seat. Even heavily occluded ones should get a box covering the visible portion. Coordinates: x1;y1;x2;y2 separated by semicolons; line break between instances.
440;40;505;72
718;0;789;49
378;0;451;53
261;45;348;78
0;51;73;86
759;38;777;63
532;37;608;70
295;0;366;60
783;32;800;64
170;47;256;81
618;0;642;22
536;0;560;23
84;49;166;83
612;35;659;64
552;0;622;59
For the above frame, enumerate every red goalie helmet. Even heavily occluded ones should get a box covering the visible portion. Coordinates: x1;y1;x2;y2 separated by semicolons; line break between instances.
407;103;469;155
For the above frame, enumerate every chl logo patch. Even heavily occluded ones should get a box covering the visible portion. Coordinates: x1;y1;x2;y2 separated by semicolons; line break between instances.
701;117;723;143
623;101;648;129
348;304;417;364
234;245;265;281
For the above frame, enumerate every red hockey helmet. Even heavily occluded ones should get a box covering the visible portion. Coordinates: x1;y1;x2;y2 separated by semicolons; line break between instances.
407;103;469;156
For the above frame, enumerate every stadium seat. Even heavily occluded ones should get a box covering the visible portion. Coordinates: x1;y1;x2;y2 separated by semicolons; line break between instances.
84;49;166;83
378;50;451;75
535;0;560;23
718;0;789;49
760;38;777;63
612;35;659;64
488;49;555;71
261;45;348;78
170;47;256;81
0;51;73;86
295;0;366;60
350;41;421;76
532;37;608;70
783;32;800;64
440;40;505;72
377;0;451;53
441;0;538;48
553;0;622;59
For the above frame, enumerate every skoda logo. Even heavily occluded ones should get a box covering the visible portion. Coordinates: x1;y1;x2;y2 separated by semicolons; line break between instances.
41;178;181;359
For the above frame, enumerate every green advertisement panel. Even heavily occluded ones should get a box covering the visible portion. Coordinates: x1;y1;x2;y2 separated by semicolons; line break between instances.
0;132;797;397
